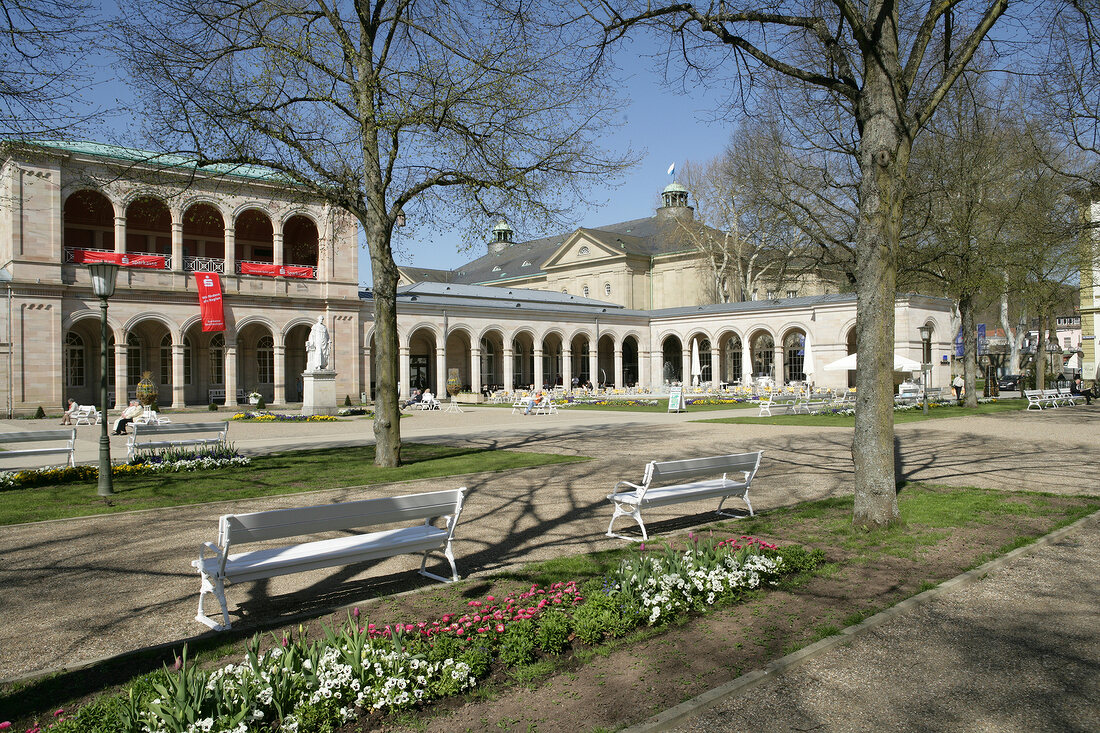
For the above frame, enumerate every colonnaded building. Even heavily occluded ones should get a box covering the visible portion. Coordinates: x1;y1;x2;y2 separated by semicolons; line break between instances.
0;141;953;414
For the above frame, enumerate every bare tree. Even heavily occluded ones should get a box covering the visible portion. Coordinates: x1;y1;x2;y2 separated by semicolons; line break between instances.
0;0;102;137
114;0;632;466
587;1;1009;528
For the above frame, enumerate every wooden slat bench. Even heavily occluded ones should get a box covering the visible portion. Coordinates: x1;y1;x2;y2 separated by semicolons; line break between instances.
192;488;468;630
0;429;77;470
127;422;229;461
606;452;763;541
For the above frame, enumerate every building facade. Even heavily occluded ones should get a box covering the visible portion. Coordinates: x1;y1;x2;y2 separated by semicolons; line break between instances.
0;141;953;414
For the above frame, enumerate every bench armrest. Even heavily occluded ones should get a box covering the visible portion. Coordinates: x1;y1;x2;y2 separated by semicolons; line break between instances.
196;541;228;576
612;480;646;494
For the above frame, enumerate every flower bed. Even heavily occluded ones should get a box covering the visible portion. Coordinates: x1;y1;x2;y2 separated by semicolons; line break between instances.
230;412;339;422
0;447;250;491
15;535;821;732
564;398;660;407
684;396;752;406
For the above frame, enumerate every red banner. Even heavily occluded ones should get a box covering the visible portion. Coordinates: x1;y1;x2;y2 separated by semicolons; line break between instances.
194;272;226;332
239;262;315;279
73;249;166;269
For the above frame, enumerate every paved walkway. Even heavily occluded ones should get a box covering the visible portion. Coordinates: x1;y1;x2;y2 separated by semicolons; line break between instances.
1;404;1098;683
670;513;1100;733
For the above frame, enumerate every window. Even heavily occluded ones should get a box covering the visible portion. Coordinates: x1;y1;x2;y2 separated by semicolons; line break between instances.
751;290;759;301
492;265;501;272
604;282;611;296
522;260;531;267
65;333;85;387
257;335;274;384
786;290;797;299
766;290;778;300
561;289;567;294
582;285;590;297
209;333;225;385
184;337;193;385
1064;337;1072;349
126;334;143;385
578;246;590;256
161;334;172;385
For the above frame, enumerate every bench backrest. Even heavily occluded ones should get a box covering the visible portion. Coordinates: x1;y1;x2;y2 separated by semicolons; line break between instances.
0;429;76;445
644;452;763;488
218;488;468;548
133;422;227;438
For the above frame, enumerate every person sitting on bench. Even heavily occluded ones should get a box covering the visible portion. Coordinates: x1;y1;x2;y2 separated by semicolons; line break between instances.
112;400;143;435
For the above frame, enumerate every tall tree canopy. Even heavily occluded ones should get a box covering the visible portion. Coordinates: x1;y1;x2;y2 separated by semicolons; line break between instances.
114;0;633;465
586;0;1011;527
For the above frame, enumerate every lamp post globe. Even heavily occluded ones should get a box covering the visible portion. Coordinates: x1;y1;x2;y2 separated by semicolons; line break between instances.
87;262;119;497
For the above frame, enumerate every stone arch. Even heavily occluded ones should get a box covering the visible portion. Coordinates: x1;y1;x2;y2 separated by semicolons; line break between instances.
64;309;123;337
620;333;641;386
716;328;744;385
63;189;116;251
124;195;172;257
233;207;274;266
660;333;683;383
407;325;440;392
234;314;280;342
402;321;443;344
747;328;776;380
122;311;179;337
282;316;319;340
182;201;226;264
780;327;809;384
283;213;319;268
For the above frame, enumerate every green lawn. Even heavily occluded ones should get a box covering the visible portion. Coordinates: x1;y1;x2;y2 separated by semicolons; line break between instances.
0;444;588;525
694;398;1027;427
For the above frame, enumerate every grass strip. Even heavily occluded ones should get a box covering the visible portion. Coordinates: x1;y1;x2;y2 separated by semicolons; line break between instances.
4;483;1095;732
694;398;1026;427
0;444;587;525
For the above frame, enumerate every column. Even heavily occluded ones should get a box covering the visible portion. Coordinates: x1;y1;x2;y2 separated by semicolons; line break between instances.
587;343;597;388
399;346;410;400
223;226;236;275
533;347;543;390
171;220;184;271
435;346;446;397
171;343;185;407
562;347;572;390
710;345;720;385
469;347;481;396
273;345;286;405
503;347;514;390
774;346;785;386
613;348;623;389
742;340;752;384
681;349;691;386
113;216;126;254
273;230;284;267
639;350;650;387
224;343;238;405
114;337;127;409
651;349;663;389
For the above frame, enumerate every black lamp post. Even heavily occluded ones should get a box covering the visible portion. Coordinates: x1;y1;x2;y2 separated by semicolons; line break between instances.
88;262;119;497
918;324;932;416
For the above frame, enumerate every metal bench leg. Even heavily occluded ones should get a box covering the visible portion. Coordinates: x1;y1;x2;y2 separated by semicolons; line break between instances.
195;573;231;631
419;545;460;584
717;493;751;519
606;502;648;542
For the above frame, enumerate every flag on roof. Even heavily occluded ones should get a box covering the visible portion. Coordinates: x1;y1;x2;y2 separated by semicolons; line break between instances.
667;162;675;177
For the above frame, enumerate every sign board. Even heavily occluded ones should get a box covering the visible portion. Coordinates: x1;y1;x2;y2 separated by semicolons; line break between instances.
667;386;684;413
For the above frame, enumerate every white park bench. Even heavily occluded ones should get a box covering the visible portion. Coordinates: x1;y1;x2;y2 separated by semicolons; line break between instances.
1055;387;1084;406
606;451;763;541
73;405;100;425
1024;389;1059;410
134;409;172;426
510;394;530;414
207;387;247;404
533;399;558;415
192;487;468;630
0;429;76;470
127;421;229;461
415;396;441;410
757;396;774;417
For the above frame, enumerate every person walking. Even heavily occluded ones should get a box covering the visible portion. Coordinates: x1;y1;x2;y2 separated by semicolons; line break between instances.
952;374;964;402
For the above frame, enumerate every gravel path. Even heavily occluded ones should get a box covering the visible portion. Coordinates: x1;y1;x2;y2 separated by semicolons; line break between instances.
1;404;1098;682
669;513;1100;733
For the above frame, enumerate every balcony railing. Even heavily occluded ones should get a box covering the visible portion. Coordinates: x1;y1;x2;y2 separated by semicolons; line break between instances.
183;256;225;273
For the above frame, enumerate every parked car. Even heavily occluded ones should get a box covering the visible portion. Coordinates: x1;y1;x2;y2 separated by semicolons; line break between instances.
997;374;1022;390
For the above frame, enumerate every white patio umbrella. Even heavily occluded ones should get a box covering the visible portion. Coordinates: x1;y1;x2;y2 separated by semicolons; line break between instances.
1065;352;1080;372
823;352;922;372
802;334;816;382
691;337;702;387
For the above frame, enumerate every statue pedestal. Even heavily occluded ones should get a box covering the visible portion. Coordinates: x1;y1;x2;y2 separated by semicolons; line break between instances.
301;370;338;416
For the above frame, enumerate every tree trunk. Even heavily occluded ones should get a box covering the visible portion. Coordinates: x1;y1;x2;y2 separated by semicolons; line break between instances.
365;198;402;467
851;14;907;529
999;281;1020;374
1034;309;1047;390
960;294;979;407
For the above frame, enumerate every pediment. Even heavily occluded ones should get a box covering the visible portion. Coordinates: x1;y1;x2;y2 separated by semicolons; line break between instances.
541;230;627;270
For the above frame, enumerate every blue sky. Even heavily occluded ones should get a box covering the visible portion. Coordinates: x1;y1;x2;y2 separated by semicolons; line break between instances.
79;25;733;287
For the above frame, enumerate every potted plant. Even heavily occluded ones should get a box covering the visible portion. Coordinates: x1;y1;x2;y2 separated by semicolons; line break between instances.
136;371;159;406
248;390;262;405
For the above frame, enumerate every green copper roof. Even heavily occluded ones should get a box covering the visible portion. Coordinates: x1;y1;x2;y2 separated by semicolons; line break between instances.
21;140;290;183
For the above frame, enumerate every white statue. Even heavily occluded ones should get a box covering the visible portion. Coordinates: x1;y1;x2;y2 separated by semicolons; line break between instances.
305;316;330;371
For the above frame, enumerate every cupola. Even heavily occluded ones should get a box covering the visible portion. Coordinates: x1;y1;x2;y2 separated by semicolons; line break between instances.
488;220;514;254
656;182;694;222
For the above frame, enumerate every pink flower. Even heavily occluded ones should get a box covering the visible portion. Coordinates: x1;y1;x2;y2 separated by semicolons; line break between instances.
0;722;10;730
495;623;505;633
53;710;63;718
639;543;646;551
352;607;360;618
468;600;481;607
486;595;495;602
173;656;182;671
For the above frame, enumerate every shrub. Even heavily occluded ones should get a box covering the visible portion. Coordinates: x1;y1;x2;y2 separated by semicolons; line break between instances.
534;609;571;655
774;545;826;575
292;698;345;733
498;619;537;667
458;645;492;679
45;695;127;732
208;402;218;411
344;394;353;406
33;405;45;419
572;593;629;644
256;397;267;410
150;400;160;412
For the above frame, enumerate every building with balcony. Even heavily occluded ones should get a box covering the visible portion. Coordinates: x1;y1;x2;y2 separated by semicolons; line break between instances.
1;140;954;414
